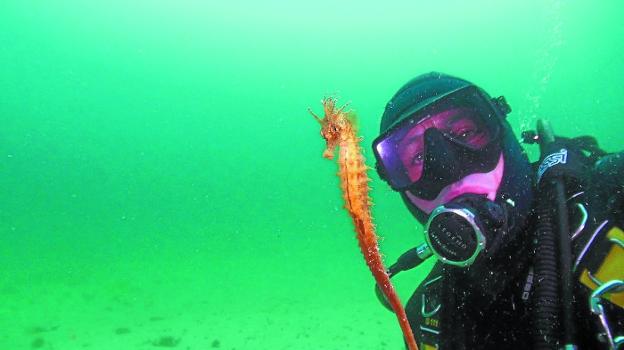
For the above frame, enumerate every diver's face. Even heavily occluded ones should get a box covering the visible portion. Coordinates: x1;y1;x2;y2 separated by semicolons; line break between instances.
396;107;491;183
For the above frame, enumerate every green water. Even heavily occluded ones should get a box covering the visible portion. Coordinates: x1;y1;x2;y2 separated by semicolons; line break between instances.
1;1;623;349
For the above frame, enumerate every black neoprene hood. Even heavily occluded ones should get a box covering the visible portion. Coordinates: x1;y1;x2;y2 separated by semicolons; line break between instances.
376;72;534;228
380;72;474;134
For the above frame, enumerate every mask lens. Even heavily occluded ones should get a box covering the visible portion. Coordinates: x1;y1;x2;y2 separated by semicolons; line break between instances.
374;87;499;190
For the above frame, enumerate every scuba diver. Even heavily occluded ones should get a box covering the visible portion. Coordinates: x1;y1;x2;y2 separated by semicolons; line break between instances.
372;72;624;349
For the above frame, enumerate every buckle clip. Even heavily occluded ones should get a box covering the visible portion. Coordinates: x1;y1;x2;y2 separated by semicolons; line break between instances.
493;96;511;115
589;279;624;349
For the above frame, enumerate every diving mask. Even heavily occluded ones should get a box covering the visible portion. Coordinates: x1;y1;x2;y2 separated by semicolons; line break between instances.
373;86;508;199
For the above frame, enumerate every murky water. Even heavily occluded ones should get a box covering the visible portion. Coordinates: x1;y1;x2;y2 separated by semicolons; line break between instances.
1;1;623;349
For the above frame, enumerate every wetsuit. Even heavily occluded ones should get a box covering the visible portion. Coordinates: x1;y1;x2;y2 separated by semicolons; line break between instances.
405;152;624;350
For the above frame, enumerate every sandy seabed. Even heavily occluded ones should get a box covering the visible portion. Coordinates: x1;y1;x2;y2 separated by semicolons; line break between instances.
1;270;407;350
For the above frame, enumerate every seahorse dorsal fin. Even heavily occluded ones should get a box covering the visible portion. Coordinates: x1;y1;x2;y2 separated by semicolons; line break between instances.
308;108;323;124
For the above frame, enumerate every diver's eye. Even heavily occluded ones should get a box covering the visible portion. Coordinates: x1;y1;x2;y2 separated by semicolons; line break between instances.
448;121;479;141
456;128;475;140
411;152;424;166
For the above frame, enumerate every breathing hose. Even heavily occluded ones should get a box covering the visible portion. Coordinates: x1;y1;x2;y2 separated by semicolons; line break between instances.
532;184;560;348
532;119;576;349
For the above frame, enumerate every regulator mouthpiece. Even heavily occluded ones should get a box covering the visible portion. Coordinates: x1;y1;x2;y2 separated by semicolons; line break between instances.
425;206;486;267
424;195;507;267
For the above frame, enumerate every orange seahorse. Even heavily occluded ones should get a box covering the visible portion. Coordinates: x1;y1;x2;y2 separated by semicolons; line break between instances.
309;97;419;350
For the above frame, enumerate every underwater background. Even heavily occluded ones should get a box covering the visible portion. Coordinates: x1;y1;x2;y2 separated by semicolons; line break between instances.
1;1;623;349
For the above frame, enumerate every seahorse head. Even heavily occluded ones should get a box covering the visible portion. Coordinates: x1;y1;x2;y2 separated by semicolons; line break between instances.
309;97;353;160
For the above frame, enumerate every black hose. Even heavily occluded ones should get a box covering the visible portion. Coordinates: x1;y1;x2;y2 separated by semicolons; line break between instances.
532;187;560;349
388;246;430;276
375;246;431;312
532;119;576;349
555;178;576;346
